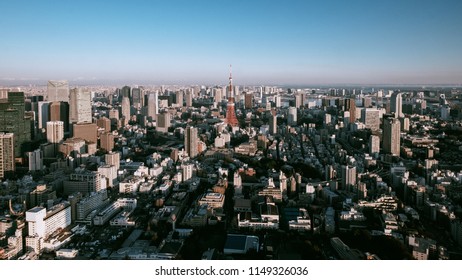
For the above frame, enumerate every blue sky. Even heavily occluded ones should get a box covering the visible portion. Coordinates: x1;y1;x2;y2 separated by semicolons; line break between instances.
1;0;462;85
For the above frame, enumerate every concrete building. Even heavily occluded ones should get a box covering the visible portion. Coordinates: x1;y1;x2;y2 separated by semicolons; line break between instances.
100;132;115;152
73;122;97;144
361;108;380;131
369;135;380;154
105;151;120;171
383;118;401;156
0;133;15;179
185;126;198;158
27;149;43;171
46;121;64;143
69;88;92;123
390;92;403;118
341;165;356;191
47;80;69;103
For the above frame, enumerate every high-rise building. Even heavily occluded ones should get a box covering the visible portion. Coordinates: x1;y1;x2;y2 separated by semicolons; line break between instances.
0;133;15;179
295;92;305;108
175;91;183;107
27;149;43;172
269;111;277;135
100;132;114;152
383;118;401;156
46;121;64;144
49;101;70;135
185;90;193;107
147;92;158;121
131;87;143;108
69;88;92;123
121;93;130;122
345;98;356;123
156;112;171;133
369;135;380;154
0;92;32;157
47;80;69;103
361;108;380;131
73;123;97;144
37;101;51;130
185;126;198;158
245;93;253;109
341;165;356;191
288;107;297;125
105;151;120;171
390;92;403;118
96;117;111;132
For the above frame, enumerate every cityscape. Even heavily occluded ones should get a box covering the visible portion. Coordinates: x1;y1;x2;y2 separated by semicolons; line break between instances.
1;1;462;261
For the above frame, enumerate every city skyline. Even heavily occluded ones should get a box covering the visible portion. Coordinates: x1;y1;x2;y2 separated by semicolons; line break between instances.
1;0;462;85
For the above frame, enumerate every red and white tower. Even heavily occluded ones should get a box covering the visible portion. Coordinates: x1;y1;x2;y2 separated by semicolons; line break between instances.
226;65;239;127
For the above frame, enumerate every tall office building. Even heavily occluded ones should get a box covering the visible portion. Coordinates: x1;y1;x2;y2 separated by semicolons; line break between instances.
37;101;51;130
361;108;380;131
341;165;356;191
245;93;253;109
147;92;158;121
105;151;120;171
295;92;305;108
383;118;401;156
0;133;15;179
0;92;32;157
175;91;183;107
96;117;111;132
69;88;92;123
73;123;97;143
131;87;143;108
185;126;198;158
390;92;403;118
369;135;380;154
288;107;297;125
100;132;115;152
156;112;171;133
345;98;356;123
185;90;193;107
121;92;131;122
27;149;43;172
49;101;70;135
213;88;223;103
269;111;277;135
46;121;64;143
47;80;69;103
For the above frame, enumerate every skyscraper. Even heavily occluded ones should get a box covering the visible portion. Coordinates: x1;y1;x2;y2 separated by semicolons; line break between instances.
185;126;198;158
47;80;69;103
245;93;253;109
0;92;32;157
69;88;92;124
73;123;97;143
49;101;70;135
147;92;158;121
341;165;356;191
369;135;380;154
121;92;131;123
185;90;193;107
100;132;115;152
383;118;401;156
361;108;380;131
0;133;15;179
269;110;277;135
288;107;297;125
156;112;171;133
390;92;403;118
345;98;356;123
131;87;143;108
46;121;64;143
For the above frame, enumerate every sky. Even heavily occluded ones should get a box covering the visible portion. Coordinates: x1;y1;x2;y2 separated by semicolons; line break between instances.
1;0;462;86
